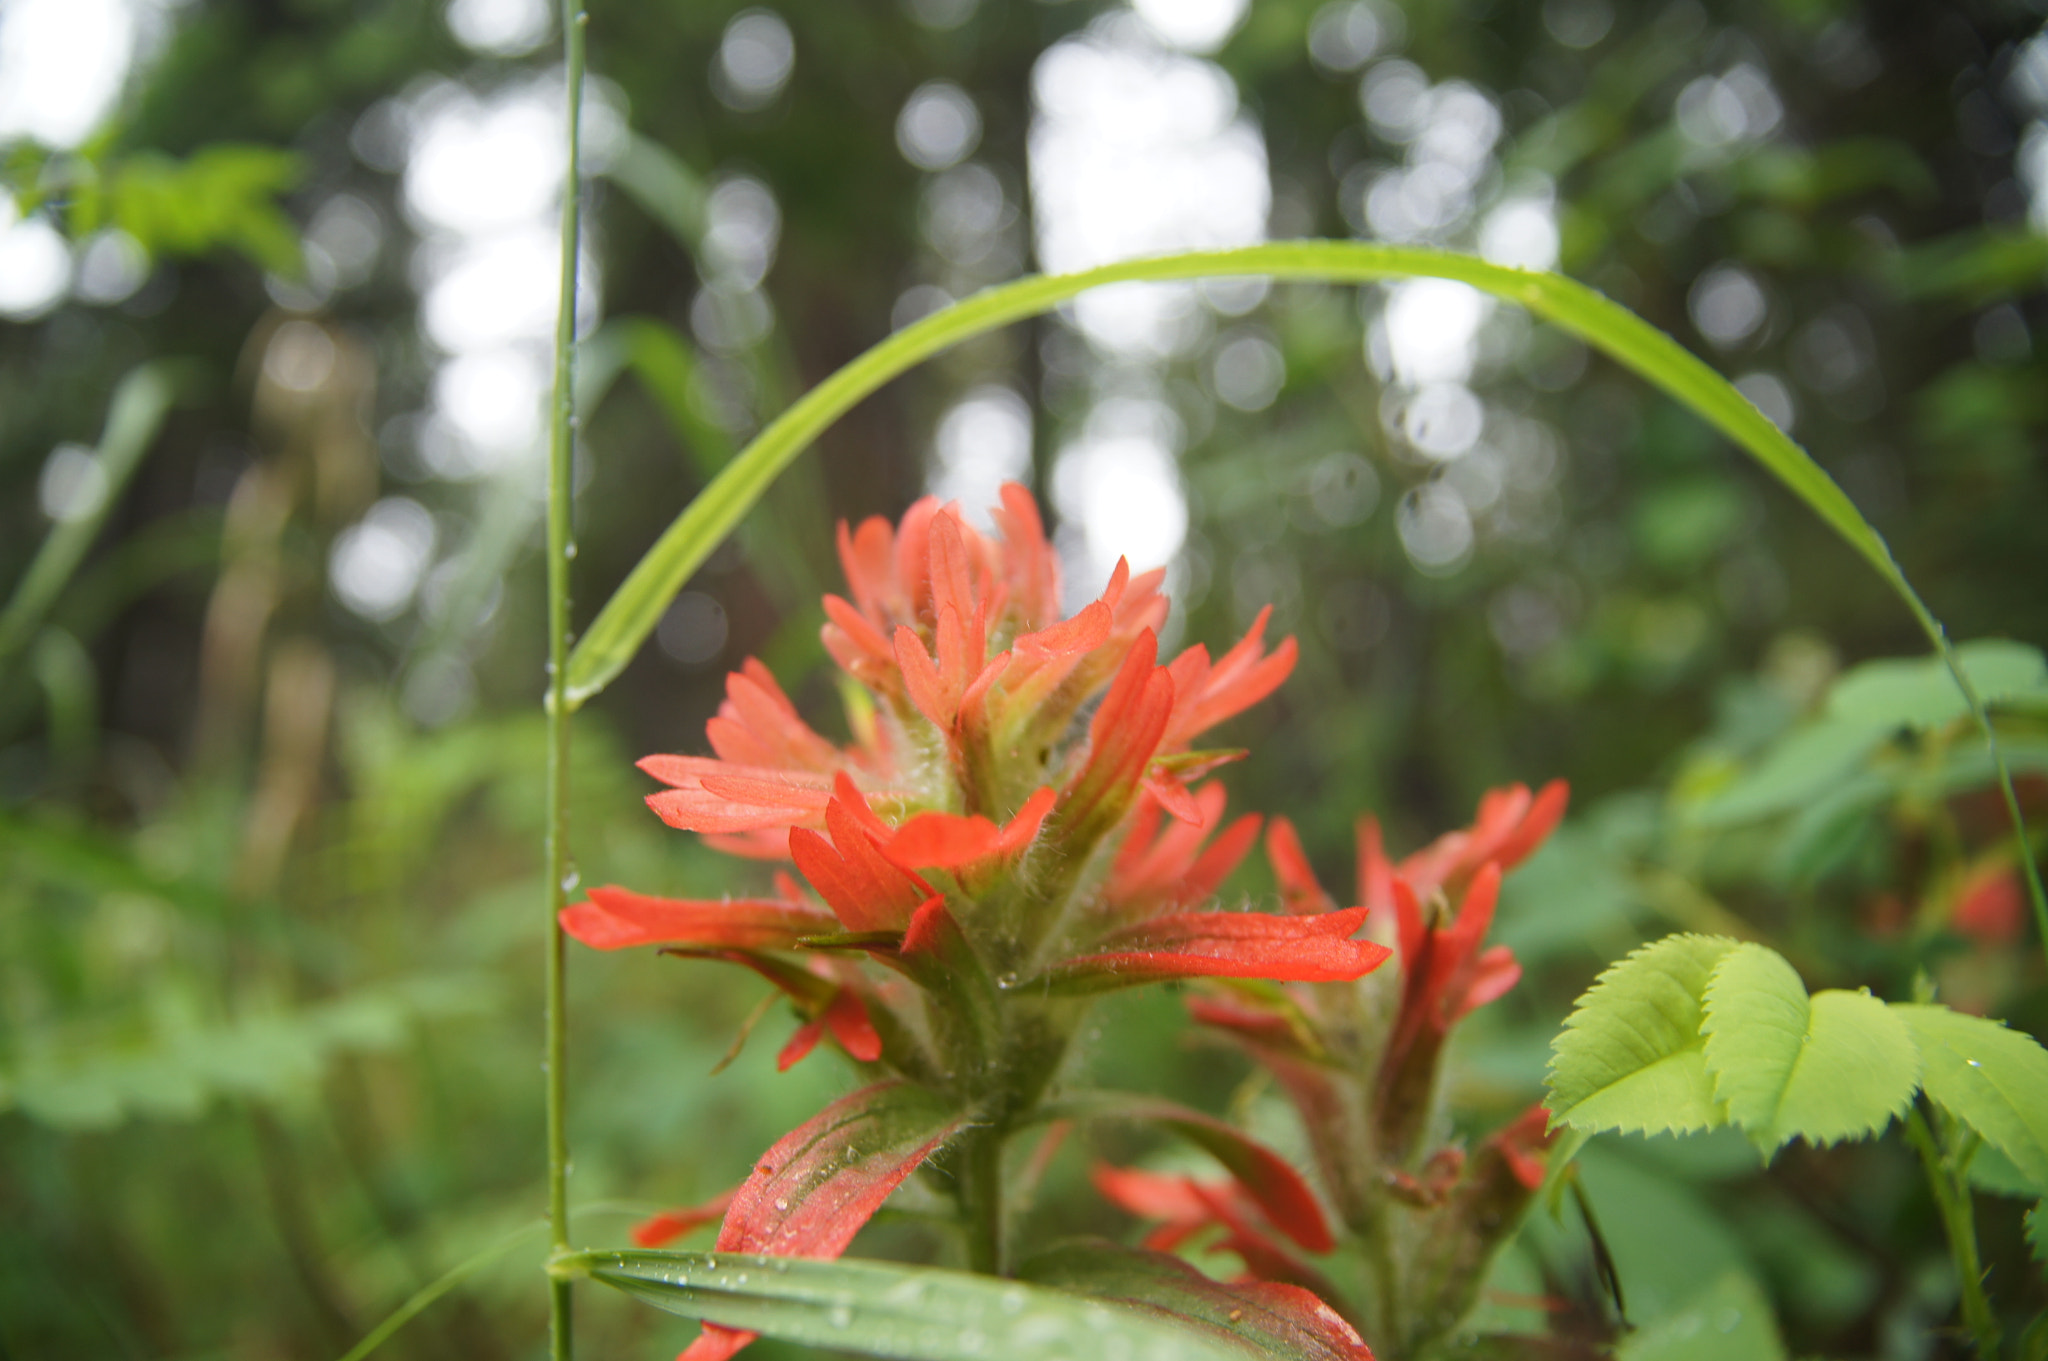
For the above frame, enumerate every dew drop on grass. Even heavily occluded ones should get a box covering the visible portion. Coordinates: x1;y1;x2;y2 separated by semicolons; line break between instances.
999;1287;1027;1315
829;1303;853;1328
996;972;1019;990
956;1328;986;1353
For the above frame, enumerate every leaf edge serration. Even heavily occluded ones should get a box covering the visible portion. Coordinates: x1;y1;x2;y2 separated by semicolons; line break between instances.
1545;932;1740;1139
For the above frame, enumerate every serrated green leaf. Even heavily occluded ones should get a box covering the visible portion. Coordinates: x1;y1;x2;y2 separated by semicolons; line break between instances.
1699;943;1918;1153
1894;1005;2048;1190
1826;639;2047;733
1616;1270;1787;1361
576;1249;1264;1360
1966;1143;2047;1200
1547;934;1739;1137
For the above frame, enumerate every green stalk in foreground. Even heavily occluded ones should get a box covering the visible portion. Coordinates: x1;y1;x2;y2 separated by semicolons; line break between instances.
558;241;2045;963
1903;1107;2001;1360
544;4;588;1360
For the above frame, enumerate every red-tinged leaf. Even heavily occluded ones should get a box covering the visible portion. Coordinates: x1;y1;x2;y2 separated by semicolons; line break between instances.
883;785;1057;869
1265;818;1333;916
828;771;894;841
899;896;999;1044
993;480;1060;627
753;969;874;1073
714;1081;970;1261
679;1324;753;1361
1017;598;1111;656
1459;944;1523;1020
1050;907;1391;991
1049;1093;1334;1253
1487;1104;1557;1191
777;1016;826;1070
893;623;952;731
884;809;1003;865
560;887;836;951
822;986;883;1061
789;804;935;933
632;1191;735;1247
1094;1163;1215;1227
1019;1241;1373;1361
836;515;897;619
821;592;894;663
1179;813;1265;906
1144;772;1206;825
648;775;833;834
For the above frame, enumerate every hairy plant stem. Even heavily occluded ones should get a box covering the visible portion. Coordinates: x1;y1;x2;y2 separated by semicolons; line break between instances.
957;1124;1007;1277
1904;1105;2001;1360
543;3;587;1360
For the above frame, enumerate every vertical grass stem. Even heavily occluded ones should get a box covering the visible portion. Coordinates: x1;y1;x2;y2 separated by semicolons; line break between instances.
545;4;588;1360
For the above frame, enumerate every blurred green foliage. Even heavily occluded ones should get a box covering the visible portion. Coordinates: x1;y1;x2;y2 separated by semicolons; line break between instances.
1;0;2045;1357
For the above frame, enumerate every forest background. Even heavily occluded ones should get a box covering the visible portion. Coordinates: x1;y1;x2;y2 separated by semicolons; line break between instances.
2;0;2046;1356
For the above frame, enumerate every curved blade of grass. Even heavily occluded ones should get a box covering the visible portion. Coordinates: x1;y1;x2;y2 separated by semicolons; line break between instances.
332;1203;656;1361
566;1248;1267;1360
561;240;2043;955
335;1219;549;1361
0;362;179;670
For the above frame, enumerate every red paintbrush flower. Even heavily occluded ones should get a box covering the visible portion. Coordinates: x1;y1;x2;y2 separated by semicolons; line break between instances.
556;485;1387;1359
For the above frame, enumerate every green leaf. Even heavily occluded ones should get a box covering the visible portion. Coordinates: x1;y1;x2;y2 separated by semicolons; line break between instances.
1699;943;1918;1153
1;976;495;1129
603;132;709;255
575;1249;1265;1360
1547;934;1738;1137
1894;1004;2048;1191
106;146;305;275
1826;639;2048;732
1965;1142;2046;1200
1616;1270;1787;1361
1681;719;1888;829
1019;1241;1371;1361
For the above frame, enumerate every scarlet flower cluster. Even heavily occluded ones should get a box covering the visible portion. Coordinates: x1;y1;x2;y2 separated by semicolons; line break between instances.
1098;782;1570;1355
564;487;1393;1360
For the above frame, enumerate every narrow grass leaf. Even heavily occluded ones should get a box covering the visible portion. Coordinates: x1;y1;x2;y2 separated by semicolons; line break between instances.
1547;934;1738;1136
562;243;1905;708
0;363;179;667
577;1249;1263;1361
1699;943;1918;1153
1894;1004;2048;1192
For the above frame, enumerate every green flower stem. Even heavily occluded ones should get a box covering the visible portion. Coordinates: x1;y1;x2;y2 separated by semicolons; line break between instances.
1904;1104;2001;1360
544;3;588;1360
956;1124;1006;1278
